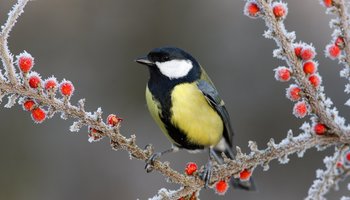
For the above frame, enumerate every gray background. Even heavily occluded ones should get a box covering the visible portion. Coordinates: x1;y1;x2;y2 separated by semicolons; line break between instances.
0;0;349;199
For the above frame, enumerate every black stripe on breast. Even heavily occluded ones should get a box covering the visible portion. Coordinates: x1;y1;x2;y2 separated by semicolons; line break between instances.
147;69;204;150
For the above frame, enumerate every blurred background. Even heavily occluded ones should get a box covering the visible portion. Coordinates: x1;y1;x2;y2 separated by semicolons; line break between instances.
0;0;348;199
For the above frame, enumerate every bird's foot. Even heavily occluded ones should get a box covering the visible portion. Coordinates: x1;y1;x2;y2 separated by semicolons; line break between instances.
145;152;162;173
200;161;212;188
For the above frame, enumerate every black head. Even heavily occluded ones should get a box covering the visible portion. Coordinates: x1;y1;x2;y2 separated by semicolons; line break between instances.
135;47;201;80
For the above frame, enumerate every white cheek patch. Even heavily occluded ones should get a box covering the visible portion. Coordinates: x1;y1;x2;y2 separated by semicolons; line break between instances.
156;59;193;79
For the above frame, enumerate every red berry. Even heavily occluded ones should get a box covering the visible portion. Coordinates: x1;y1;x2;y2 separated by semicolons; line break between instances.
215;180;228;195
337;162;343;168
294;46;303;58
286;85;302;101
293;101;308;118
239;169;252;181
60;80;74;96
23;99;36;111
323;0;333;7
301;46;316;61
346;152;350;162
314;123;327;135
335;36;345;49
44;77;58;91
31;107;46;123
107;114;123;127
274;66;291;82
244;2;260;18
88;127;103;142
185;162;198;176
326;44;341;59
17;51;34;73
303;61;317;74
309;74;321;88
272;3;287;19
28;74;41;89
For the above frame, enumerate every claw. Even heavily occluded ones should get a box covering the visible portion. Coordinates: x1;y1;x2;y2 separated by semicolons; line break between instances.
145;152;162;173
200;160;212;188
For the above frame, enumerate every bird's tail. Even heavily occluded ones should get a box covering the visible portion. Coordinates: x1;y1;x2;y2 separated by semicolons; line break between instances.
213;147;257;191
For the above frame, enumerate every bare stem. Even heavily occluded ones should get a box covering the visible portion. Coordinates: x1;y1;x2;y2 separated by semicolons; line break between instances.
337;0;350;67
0;0;29;85
306;145;348;200
0;0;350;199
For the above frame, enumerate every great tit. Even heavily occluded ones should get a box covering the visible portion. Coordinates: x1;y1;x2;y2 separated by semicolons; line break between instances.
136;47;255;190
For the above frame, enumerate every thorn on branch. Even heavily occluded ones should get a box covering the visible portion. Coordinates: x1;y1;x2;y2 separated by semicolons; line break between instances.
278;154;290;164
78;98;86;112
70;121;83;132
4;93;18;108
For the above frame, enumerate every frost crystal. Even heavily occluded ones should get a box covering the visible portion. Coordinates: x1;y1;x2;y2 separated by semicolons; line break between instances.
335;115;345;126
297;149;306;158
345;84;350;93
78;98;86;111
61;112;68;120
262;162;270;171
323;97;333;108
340;68;350;78
4;94;18;108
248;140;259;153
148;188;177;200
70;121;83;132
0;70;5;82
285;31;296;42
287;129;294;140
0;90;5;104
273;48;284;59
278;154;290;164
329;18;340;29
46;106;57;118
263;30;273;39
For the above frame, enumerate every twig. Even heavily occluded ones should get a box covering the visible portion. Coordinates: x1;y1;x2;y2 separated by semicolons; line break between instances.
0;0;29;85
0;0;350;199
306;145;349;200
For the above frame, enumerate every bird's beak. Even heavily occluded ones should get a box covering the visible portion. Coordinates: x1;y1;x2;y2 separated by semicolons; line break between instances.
135;56;154;66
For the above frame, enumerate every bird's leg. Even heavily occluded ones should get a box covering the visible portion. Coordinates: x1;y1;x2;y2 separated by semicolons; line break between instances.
145;145;179;173
201;148;217;187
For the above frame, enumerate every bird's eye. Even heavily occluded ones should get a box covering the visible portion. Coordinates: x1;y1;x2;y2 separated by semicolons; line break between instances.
162;56;169;62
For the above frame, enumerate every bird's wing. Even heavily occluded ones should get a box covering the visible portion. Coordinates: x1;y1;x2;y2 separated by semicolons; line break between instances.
196;79;234;147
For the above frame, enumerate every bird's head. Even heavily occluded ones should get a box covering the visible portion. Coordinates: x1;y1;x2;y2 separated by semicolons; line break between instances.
136;47;200;80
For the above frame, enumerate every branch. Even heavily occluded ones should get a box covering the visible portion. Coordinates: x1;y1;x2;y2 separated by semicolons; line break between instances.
1;1;350;199
256;0;345;135
319;0;350;107
307;145;350;200
0;0;29;85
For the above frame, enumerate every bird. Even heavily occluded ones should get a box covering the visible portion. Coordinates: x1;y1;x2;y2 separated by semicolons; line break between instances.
135;46;255;190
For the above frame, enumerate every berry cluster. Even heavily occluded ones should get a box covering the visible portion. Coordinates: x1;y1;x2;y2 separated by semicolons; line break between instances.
335;149;350;175
325;36;343;60
88;114;123;142
276;43;322;120
245;1;287;19
16;51;123;136
16;52;75;123
245;1;329;137
183;162;252;196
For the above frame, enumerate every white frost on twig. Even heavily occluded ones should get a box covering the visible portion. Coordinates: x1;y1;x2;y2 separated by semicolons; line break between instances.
4;94;18;108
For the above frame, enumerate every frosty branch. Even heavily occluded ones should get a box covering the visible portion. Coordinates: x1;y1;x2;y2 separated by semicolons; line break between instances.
1;0;350;200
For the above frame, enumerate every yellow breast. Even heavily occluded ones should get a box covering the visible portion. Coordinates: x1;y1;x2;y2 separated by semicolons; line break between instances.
170;83;223;147
145;86;179;145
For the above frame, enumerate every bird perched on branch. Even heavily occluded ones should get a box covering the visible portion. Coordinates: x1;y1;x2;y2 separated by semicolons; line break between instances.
136;46;255;190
